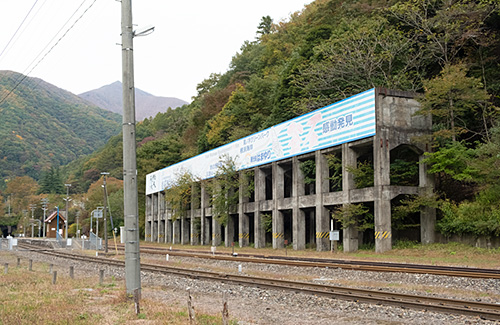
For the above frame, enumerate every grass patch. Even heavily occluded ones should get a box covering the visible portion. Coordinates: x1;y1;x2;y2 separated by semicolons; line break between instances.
0;252;235;324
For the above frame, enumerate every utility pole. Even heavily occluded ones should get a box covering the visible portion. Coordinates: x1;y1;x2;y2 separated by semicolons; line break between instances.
64;184;72;240
121;0;141;297
41;198;49;238
101;172;110;253
29;204;36;237
56;206;60;240
22;210;27;237
76;211;80;238
7;195;11;217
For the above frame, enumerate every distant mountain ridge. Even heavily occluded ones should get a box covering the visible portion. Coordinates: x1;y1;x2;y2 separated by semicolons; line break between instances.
79;81;188;120
0;70;122;185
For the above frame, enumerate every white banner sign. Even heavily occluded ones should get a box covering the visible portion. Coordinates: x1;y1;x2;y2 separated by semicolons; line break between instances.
146;88;376;195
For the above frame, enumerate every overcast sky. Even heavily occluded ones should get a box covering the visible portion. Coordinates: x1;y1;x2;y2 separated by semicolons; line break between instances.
0;0;313;103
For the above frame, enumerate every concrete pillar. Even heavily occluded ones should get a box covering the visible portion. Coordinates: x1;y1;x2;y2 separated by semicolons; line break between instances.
204;217;211;245
145;221;151;243
145;195;152;242
315;151;330;251
152;193;158;242
152;222;158;242
419;153;436;244
239;173;250;247
181;216;189;245
166;219;172;243
272;162;285;249
239;214;249;247
212;217;221;246
172;219;180;244
200;184;208;245
374;132;392;253
190;185;200;245
212;182;222;246
254;168;266;248
225;215;234;247
292;157;306;250
342;143;359;252
158;192;164;243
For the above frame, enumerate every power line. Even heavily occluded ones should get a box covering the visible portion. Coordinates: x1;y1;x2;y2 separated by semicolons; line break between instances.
0;0;40;60
0;0;51;67
0;0;98;106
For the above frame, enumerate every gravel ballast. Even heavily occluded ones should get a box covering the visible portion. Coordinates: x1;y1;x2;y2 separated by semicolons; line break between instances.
12;248;500;324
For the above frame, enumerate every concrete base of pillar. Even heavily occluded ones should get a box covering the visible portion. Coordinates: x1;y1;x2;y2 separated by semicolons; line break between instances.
343;225;358;252
420;206;436;244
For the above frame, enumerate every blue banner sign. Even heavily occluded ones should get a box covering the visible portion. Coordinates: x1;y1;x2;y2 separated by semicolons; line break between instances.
146;88;376;194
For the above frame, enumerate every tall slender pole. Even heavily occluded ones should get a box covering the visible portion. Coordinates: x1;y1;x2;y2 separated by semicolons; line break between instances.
56;206;60;240
65;184;71;240
41;198;48;238
30;205;36;237
102;172;109;253
121;0;141;296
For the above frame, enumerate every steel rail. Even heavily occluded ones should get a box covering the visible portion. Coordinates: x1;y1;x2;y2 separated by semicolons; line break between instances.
17;243;500;321
118;244;500;279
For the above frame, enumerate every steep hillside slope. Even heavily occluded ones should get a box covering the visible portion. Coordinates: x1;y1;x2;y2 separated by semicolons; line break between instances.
0;71;122;186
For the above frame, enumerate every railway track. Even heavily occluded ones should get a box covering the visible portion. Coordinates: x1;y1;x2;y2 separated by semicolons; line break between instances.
16;243;500;321
119;244;500;279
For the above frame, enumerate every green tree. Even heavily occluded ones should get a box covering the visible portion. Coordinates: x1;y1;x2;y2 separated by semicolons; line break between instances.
326;153;342;191
85;177;123;215
257;16;274;38
295;16;424;109
332;203;373;231
419;63;490;142
389;0;498;67
165;172;194;222
38;167;65;194
210;155;240;226
0;195;5;216
4;176;38;216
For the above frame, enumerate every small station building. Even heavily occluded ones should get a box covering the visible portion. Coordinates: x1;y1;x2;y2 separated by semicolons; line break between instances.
145;88;435;253
44;210;66;239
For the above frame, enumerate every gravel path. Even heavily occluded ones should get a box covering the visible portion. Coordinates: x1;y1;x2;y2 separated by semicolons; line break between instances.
12;249;500;324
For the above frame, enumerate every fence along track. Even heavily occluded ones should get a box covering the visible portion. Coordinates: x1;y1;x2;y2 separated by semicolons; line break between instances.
118;244;500;279
16;243;500;321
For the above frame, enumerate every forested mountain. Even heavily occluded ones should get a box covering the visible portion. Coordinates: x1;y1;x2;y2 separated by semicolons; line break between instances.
78;81;188;121
65;0;500;238
0;70;122;188
4;0;499;240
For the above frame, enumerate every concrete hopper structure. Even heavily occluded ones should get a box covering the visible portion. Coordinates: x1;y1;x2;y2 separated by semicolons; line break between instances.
145;88;434;253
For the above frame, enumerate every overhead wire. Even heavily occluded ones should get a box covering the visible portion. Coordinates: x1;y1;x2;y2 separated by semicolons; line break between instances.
0;0;48;97
0;0;99;106
0;0;51;66
0;0;40;60
5;0;92;102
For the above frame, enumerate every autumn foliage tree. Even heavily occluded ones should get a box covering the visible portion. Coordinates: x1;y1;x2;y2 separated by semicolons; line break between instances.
4;176;39;216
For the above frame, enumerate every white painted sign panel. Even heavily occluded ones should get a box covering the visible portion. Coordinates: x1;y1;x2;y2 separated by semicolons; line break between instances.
146;89;376;195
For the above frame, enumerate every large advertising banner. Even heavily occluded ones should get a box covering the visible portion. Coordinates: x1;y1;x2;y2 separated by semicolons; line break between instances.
146;88;376;195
